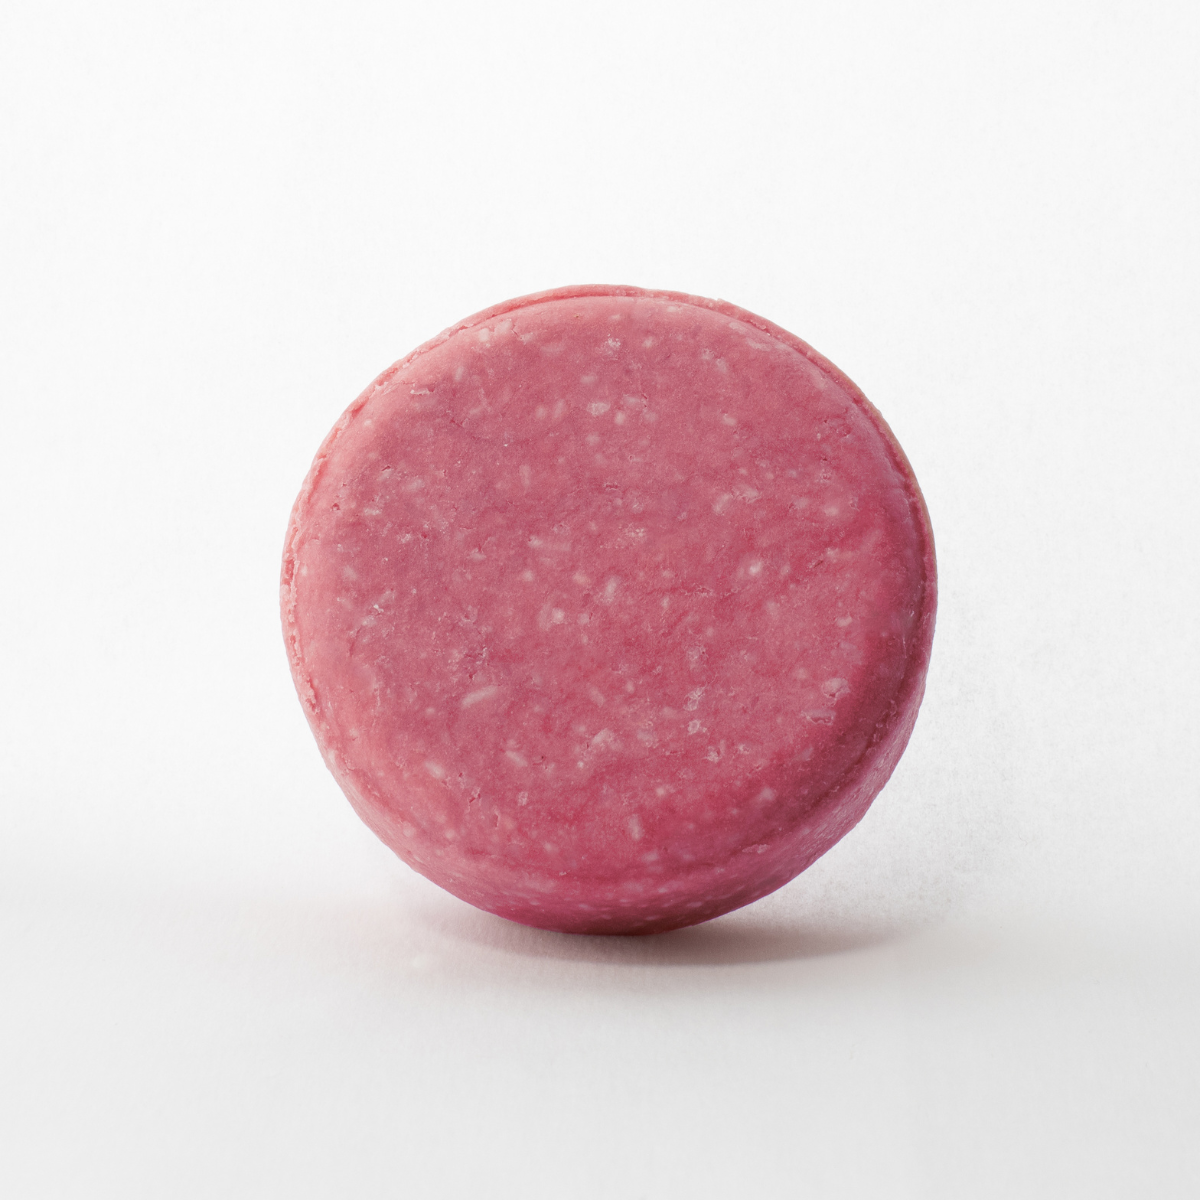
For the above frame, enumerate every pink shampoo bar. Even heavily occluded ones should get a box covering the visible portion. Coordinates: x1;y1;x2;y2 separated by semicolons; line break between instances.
282;286;936;934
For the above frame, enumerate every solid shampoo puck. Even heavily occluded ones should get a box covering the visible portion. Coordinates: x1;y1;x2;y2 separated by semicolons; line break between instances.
282;286;936;934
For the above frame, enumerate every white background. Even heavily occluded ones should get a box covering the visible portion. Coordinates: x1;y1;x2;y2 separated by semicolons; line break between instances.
2;1;1198;1196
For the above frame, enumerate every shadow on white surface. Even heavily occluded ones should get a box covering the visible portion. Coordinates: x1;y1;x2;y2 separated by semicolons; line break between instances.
410;894;922;967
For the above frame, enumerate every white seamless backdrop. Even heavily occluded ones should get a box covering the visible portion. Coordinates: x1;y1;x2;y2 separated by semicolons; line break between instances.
2;2;1198;1198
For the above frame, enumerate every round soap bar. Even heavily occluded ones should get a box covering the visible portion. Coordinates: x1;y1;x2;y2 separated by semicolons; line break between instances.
282;286;936;934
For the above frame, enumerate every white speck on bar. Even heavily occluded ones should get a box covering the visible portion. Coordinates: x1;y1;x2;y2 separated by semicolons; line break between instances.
461;685;500;708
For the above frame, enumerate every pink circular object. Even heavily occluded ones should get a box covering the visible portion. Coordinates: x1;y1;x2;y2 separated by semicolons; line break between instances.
282;286;936;934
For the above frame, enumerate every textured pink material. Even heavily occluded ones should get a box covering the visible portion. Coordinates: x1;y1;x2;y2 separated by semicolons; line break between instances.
282;286;936;934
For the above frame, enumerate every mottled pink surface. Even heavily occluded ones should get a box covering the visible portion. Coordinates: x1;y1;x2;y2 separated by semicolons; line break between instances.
282;286;936;934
